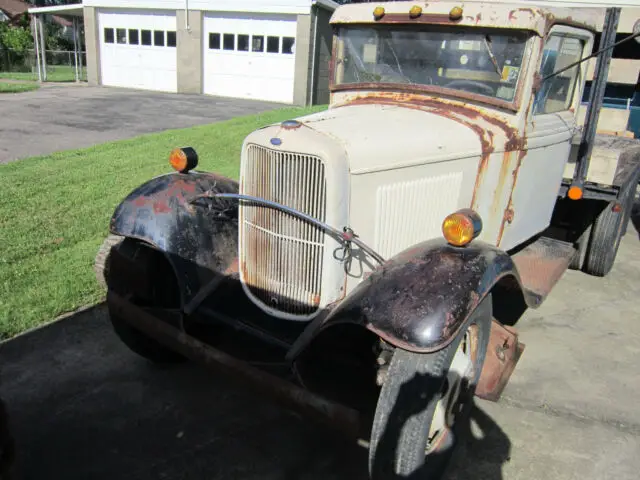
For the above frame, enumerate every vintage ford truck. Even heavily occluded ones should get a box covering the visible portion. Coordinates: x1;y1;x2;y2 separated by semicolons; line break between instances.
96;2;640;478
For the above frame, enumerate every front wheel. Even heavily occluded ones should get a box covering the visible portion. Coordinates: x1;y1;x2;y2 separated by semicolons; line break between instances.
368;296;492;479
96;236;185;364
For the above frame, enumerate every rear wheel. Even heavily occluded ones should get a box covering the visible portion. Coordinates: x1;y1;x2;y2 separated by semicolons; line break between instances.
582;183;635;277
368;296;492;479
95;236;185;364
94;234;124;289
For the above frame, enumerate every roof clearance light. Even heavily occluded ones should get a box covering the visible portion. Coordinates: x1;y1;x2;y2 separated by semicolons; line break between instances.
169;147;198;173
449;6;464;21
442;209;483;247
373;6;385;20
409;6;423;18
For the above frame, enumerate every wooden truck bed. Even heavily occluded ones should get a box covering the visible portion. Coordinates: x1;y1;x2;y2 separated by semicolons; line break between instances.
564;132;640;189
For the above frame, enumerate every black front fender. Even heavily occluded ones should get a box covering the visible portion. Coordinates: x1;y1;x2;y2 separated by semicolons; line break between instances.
109;172;239;307
291;239;530;357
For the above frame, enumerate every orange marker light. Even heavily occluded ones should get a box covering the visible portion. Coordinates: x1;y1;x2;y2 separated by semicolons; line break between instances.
442;209;482;247
567;185;583;200
409;5;423;18
169;147;198;173
449;6;463;20
373;6;385;20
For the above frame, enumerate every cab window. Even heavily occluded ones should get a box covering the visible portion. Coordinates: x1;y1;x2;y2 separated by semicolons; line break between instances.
533;35;584;114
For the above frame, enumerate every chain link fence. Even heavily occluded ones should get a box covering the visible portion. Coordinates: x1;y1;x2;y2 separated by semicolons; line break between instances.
0;48;87;82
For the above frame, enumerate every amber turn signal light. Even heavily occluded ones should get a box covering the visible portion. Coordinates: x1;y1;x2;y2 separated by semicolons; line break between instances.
449;6;463;20
169;147;198;173
409;5;423;18
373;6;385;20
442;209;483;247
567;185;583;200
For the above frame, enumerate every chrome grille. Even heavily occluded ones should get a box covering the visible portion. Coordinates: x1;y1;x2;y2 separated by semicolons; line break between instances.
241;144;327;316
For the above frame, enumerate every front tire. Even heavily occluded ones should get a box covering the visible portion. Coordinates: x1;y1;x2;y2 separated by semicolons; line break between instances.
369;296;492;479
95;236;185;364
94;234;124;289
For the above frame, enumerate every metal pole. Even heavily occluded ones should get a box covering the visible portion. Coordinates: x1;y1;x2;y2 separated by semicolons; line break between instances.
78;17;84;82
571;7;620;188
309;5;319;106
38;16;47;82
32;15;42;82
73;17;79;82
185;0;191;31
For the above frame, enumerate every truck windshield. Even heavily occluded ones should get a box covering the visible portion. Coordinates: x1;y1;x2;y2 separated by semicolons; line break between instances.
334;26;530;102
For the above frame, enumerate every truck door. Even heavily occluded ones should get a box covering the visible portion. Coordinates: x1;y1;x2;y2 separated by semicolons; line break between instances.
499;26;593;249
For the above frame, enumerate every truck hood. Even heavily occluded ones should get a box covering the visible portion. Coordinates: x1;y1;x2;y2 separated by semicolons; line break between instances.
297;104;484;174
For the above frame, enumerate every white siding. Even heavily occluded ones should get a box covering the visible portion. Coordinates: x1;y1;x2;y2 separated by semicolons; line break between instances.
85;0;314;15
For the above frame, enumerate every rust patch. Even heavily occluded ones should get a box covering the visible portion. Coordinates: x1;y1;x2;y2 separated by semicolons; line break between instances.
517;7;539;18
532;72;543;94
344;91;524;152
338;91;528;213
491;151;516;217
476;321;525;402
442;311;458;339
331;83;518;112
504;208;515;224
224;257;239;275
470;153;493;209
496;148;527;245
240;260;248;281
512;236;576;299
153;201;171;214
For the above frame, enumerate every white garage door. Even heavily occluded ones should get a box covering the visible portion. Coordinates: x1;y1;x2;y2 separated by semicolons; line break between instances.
203;14;297;103
99;10;177;93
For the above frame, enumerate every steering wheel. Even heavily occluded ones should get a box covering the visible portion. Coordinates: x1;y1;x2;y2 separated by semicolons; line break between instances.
443;79;495;96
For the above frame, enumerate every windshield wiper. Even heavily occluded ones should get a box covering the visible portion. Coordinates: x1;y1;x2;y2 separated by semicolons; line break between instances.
484;35;502;77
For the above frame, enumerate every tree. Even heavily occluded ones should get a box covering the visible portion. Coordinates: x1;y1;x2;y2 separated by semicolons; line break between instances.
0;23;34;53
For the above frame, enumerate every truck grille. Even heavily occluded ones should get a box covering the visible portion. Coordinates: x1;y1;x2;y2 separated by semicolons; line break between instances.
240;145;327;316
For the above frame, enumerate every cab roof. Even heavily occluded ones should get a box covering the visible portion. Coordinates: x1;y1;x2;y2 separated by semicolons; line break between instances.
330;1;601;36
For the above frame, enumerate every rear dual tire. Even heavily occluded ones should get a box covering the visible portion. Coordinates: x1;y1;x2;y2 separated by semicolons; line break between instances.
575;179;637;277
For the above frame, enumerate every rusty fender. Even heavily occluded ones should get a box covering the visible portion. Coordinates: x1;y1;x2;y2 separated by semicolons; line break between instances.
109;172;239;308
291;238;530;358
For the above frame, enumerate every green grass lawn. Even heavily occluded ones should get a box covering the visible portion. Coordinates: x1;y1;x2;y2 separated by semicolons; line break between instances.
0;65;87;83
0;105;325;339
0;82;40;93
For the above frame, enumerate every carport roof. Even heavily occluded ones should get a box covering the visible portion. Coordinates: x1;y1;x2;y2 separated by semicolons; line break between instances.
27;3;83;17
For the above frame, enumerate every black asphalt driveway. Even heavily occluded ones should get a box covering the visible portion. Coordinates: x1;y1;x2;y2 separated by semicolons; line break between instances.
0;84;282;164
0;304;510;480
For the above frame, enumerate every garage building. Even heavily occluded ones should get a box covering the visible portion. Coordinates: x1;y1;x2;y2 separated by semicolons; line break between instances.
81;0;338;104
